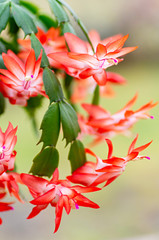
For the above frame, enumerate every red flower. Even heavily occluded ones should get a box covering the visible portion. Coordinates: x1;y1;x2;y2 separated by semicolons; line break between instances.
21;169;100;233
0;184;14;225
67;135;152;187
78;94;157;145
18;27;67;68
0;123;17;175
0;172;23;202
0;49;46;106
49;32;137;85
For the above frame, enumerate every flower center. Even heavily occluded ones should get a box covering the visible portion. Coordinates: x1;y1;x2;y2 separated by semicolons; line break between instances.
48;39;55;47
23;75;34;90
24;75;34;81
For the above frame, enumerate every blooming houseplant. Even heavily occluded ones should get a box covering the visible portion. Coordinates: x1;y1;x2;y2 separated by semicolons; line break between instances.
0;0;156;234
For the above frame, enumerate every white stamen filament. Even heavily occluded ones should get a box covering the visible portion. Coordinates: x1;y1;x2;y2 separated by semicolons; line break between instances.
0;147;3;154
0;146;5;159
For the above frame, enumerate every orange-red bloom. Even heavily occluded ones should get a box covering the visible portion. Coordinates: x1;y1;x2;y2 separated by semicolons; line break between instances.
49;32;137;85
0;49;45;106
78;94;157;145
18;27;67;68
21;169;100;233
67;135;152;187
87;30;122;54
0;123;17;175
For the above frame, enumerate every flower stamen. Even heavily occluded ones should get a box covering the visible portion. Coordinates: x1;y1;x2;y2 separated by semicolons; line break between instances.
25;76;32;81
0;146;5;159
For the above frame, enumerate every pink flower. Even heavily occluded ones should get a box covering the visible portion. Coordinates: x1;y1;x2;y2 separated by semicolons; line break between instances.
49;32;137;85
0;123;17;175
21;169;100;233
67;135;152;187
78;94;157;145
0;49;46;106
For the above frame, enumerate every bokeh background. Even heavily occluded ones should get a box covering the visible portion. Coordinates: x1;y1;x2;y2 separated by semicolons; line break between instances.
1;0;159;239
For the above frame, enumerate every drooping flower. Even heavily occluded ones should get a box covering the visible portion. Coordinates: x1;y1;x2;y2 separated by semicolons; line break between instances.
0;49;46;106
18;27;67;68
0;123;17;175
21;169;100;233
49;32;137;85
78;94;157;145
67;135;152;187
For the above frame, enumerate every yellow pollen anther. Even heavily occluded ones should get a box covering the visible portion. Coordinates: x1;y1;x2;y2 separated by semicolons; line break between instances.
48;40;55;47
25;76;31;81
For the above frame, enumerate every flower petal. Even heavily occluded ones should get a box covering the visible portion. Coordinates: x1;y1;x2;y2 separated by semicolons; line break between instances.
0;69;22;84
75;194;99;209
2;53;25;80
118;94;138;113
33;50;42;79
93;70;107;85
25;49;36;76
50;168;59;183
30;188;56;205
106;34;129;52
81;103;110;118
48;52;86;69
107;72;126;84
27;204;48;219
105;139;113;158
133;141;152;153
79;69;98;79
21;174;49;195
64;32;88;53
54;196;64;233
96;44;107;60
68;53;99;68
62;195;71;214
106;46;138;58
128;134;138;154
7;50;25;72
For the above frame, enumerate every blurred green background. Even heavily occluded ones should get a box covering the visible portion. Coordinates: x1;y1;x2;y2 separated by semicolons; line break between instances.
1;0;159;239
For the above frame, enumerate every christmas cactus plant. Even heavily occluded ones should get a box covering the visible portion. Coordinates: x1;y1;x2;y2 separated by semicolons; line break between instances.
0;0;156;233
